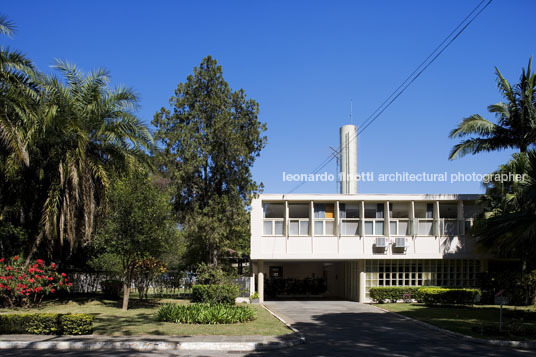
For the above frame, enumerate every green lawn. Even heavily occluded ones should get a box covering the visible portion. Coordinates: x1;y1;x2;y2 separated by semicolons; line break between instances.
377;303;536;341
0;297;291;336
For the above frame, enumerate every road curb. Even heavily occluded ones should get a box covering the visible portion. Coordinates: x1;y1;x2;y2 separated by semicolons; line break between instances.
261;303;306;345
372;305;536;350
0;335;304;352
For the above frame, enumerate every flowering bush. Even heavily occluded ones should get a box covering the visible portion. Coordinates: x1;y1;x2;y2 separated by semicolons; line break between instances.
0;256;71;307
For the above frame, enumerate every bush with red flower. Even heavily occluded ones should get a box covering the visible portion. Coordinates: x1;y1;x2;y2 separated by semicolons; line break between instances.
0;256;71;307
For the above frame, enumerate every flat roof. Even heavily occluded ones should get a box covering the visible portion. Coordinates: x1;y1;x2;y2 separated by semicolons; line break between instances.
255;193;480;201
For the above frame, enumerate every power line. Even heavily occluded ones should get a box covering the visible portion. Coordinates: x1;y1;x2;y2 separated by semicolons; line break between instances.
287;0;493;194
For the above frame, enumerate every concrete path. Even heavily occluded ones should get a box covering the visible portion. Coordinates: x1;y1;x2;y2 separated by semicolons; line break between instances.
251;301;534;357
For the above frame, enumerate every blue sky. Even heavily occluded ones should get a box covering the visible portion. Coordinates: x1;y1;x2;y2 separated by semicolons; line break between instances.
4;1;535;194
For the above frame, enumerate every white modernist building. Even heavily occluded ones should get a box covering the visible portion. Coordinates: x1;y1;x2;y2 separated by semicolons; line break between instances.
250;125;488;302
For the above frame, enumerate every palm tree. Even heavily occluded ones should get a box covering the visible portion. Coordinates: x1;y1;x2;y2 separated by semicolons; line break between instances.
0;14;41;167
472;150;536;260
449;57;536;160
24;60;153;264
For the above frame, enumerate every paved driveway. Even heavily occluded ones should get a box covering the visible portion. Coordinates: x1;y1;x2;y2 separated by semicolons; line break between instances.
249;301;533;357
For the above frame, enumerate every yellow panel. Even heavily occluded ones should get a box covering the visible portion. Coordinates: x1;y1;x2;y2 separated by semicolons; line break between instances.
325;204;334;218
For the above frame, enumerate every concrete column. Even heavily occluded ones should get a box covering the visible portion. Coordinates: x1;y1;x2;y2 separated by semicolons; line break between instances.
358;260;366;302
258;260;264;303
359;201;365;236
434;201;440;236
385;201;390;237
457;201;464;235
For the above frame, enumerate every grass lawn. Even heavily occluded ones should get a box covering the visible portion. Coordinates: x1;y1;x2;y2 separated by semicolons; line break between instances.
376;303;536;341
0;297;291;336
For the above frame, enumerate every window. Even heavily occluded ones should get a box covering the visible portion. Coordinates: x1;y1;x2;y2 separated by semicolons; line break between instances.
389;203;410;236
289;203;309;236
415;202;434;236
340;203;360;236
263;203;284;236
365;203;384;235
314;203;335;236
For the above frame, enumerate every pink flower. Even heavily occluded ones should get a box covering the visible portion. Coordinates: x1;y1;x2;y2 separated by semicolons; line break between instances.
13;256;19;261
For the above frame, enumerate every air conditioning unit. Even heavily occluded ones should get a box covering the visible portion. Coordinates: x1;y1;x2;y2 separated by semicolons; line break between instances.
375;237;387;248
395;237;407;248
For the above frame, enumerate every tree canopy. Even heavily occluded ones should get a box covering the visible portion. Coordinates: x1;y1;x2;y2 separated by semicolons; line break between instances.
449;57;536;159
153;56;267;266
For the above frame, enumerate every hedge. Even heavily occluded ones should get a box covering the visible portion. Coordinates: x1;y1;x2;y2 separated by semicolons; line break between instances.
420;288;481;306
156;303;256;324
0;313;94;335
369;287;428;303
369;286;481;305
191;284;239;305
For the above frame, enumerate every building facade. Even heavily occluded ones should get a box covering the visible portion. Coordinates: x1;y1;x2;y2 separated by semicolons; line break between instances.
250;193;488;302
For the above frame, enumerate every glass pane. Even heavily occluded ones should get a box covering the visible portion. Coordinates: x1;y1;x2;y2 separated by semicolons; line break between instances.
289;204;309;218
339;203;346;218
345;203;359;218
426;203;434;219
439;203;457;219
399;221;409;235
365;221;374;235
289;220;299;235
274;221;284;235
376;221;384;235
263;221;273;235
419;221;433;235
314;204;325;218
263;203;284;218
314;221;324;235
325;221;334;235
364;204;376;218
342;221;359;235
300;220;309;235
390;221;397;235
376;204;385;218
444;221;457;235
392;203;409;218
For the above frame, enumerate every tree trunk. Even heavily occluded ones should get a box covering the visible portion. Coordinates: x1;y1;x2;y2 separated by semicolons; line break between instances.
122;282;130;311
24;231;44;268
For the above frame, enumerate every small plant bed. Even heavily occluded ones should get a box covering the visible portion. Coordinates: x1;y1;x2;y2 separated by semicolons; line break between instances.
0;297;290;336
376;303;536;341
156;303;256;324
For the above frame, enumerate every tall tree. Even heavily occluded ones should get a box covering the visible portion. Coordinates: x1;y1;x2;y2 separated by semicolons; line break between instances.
93;171;178;311
21;61;154;264
449;57;536;160
153;56;267;266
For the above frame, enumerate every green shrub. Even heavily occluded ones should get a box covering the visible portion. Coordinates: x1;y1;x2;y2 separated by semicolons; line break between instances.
369;287;428;303
156;303;256;324
420;287;481;305
192;284;239;305
60;314;94;335
0;313;93;335
101;279;123;299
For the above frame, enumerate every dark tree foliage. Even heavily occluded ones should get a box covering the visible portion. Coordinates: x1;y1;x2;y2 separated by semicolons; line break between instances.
153;56;267;267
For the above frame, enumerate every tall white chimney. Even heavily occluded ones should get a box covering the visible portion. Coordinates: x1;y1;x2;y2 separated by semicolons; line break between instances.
340;124;358;194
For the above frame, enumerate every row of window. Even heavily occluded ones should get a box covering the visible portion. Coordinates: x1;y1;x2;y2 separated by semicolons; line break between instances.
264;202;473;220
263;202;472;236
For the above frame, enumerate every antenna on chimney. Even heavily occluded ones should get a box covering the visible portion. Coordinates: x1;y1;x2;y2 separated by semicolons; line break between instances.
350;99;353;124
